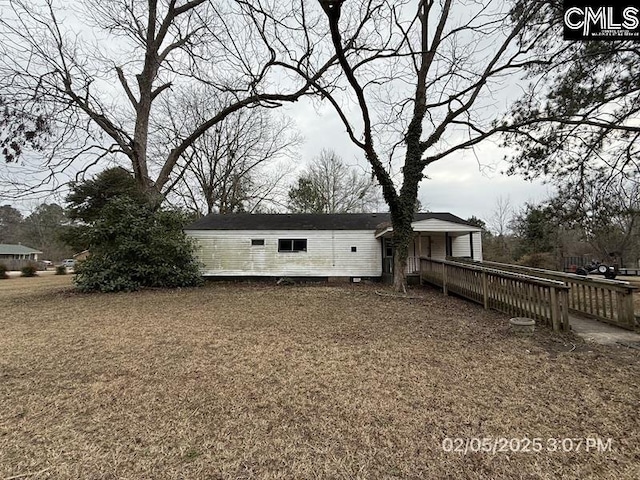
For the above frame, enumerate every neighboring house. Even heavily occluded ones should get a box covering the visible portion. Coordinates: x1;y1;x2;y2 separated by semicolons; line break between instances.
185;213;482;281
73;250;90;262
0;244;42;261
0;244;43;270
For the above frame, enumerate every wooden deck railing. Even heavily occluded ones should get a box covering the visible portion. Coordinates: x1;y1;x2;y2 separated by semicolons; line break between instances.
383;256;424;275
420;257;571;332
450;258;638;331
406;256;421;274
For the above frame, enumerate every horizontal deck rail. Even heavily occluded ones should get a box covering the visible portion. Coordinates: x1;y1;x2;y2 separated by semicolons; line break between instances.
420;257;571;332
450;258;638;331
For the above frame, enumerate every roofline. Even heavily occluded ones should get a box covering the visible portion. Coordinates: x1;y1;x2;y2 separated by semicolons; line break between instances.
373;227;393;238
185;212;480;231
0;244;43;254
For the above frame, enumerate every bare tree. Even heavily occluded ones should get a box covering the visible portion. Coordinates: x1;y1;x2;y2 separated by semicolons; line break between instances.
0;0;342;202
308;0;546;290
489;195;513;236
157;88;301;215
488;195;513;259
553;175;640;266
288;149;381;213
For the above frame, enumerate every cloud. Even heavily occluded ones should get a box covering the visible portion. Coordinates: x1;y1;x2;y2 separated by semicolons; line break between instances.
420;144;553;220
287;99;554;219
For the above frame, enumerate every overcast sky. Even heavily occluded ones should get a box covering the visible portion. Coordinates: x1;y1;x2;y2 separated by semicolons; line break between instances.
1;0;556;223
286;98;552;223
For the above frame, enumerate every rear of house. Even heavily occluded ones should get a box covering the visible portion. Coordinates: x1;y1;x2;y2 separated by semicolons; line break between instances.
185;213;482;280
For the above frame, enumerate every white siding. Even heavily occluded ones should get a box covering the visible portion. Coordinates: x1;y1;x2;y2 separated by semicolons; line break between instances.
185;230;381;277
451;233;483;260
473;233;483;261
452;234;470;258
430;234;447;260
408;235;431;257
412;218;482;233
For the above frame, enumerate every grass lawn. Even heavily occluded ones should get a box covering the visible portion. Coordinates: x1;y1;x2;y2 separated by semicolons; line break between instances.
1;276;639;479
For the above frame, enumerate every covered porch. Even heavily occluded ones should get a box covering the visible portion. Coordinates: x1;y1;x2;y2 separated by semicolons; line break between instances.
374;218;483;281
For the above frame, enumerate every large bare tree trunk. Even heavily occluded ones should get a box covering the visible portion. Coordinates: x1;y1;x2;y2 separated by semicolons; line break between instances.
391;217;414;293
315;0;539;292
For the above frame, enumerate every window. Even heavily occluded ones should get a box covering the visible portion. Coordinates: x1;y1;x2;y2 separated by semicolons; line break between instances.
278;239;307;252
351;246;357;252
251;239;265;246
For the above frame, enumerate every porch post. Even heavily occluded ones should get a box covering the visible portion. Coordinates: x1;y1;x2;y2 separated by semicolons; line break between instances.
469;232;474;260
418;232;423;285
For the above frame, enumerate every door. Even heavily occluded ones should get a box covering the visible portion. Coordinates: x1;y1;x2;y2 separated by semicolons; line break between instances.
382;237;394;274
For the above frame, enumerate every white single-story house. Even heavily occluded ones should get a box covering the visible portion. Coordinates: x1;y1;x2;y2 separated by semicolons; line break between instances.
185;212;482;281
0;244;42;261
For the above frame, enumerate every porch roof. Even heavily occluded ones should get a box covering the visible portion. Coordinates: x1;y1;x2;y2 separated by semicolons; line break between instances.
374;218;482;238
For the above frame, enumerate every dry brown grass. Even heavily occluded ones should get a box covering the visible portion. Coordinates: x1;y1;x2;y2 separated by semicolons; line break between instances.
1;276;639;479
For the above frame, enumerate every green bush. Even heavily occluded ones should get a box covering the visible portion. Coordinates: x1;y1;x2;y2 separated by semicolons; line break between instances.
55;265;67;275
20;262;38;277
0;263;8;279
74;197;203;293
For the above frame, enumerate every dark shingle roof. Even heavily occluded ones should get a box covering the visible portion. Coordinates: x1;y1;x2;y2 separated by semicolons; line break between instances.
185;212;475;231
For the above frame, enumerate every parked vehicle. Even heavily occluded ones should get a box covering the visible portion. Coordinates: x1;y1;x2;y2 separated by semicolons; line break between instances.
575;261;617;279
61;259;76;269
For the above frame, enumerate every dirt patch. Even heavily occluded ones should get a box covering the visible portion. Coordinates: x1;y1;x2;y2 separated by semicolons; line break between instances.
1;279;639;479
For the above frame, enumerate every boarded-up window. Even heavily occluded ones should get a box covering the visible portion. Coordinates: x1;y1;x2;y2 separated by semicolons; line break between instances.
251;239;265;246
278;239;307;252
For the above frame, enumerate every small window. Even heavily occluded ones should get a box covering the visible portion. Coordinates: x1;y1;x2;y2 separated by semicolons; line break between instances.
251;239;265;246
278;239;307;252
351;246;357;252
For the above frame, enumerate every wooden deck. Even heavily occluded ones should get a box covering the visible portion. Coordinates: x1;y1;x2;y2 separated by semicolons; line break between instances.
455;259;638;331
419;258;639;332
420;258;571;331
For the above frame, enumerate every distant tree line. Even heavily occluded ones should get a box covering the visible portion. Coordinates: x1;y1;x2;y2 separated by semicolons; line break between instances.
469;181;640;270
0;203;73;261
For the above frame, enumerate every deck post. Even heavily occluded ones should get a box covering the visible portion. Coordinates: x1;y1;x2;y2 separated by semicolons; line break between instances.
550;287;560;332
482;271;488;309
418;233;423;285
442;262;448;295
560;289;570;332
622;289;635;329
